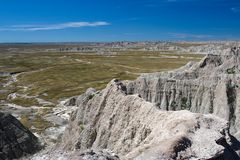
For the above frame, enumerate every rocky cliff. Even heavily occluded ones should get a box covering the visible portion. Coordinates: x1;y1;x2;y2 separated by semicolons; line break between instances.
0;112;41;159
126;47;240;138
59;79;239;159
31;46;240;160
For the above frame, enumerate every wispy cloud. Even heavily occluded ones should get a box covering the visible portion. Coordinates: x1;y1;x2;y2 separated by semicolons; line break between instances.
231;7;240;13
0;21;110;31
168;33;213;39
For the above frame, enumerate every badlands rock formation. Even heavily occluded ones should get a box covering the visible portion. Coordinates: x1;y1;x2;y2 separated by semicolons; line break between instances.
0;112;40;159
30;46;240;160
127;47;240;138
60;79;239;159
31;149;120;160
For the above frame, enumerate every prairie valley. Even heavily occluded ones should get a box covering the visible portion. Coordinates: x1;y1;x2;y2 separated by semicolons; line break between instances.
0;42;203;134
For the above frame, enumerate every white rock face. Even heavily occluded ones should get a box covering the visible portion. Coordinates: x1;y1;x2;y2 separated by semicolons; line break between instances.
29;149;120;160
126;47;240;138
30;46;240;160
60;80;235;159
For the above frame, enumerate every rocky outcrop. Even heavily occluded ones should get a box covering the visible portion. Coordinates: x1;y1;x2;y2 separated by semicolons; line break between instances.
0;112;41;159
30;148;120;160
126;47;240;138
60;80;239;159
29;46;240;159
64;149;120;160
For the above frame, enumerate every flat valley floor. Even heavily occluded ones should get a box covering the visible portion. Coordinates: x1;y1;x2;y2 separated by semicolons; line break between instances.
0;48;203;135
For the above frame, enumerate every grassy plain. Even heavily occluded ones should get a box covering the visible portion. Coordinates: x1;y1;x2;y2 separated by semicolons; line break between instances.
1;51;203;102
0;50;203;132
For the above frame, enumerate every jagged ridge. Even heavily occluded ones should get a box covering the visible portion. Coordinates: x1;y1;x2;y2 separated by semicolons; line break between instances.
126;47;240;138
61;80;237;159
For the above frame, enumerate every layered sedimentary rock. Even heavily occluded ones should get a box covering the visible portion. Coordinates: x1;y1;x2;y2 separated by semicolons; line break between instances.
61;80;239;159
126;47;240;137
35;46;240;160
0;112;40;159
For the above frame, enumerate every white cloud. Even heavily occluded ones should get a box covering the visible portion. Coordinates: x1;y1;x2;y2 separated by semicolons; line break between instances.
0;21;110;31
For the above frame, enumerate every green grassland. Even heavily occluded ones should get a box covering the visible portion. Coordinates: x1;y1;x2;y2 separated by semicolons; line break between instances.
0;50;204;133
2;51;203;102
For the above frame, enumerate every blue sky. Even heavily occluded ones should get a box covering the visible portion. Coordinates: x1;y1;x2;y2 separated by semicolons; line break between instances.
0;0;240;42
